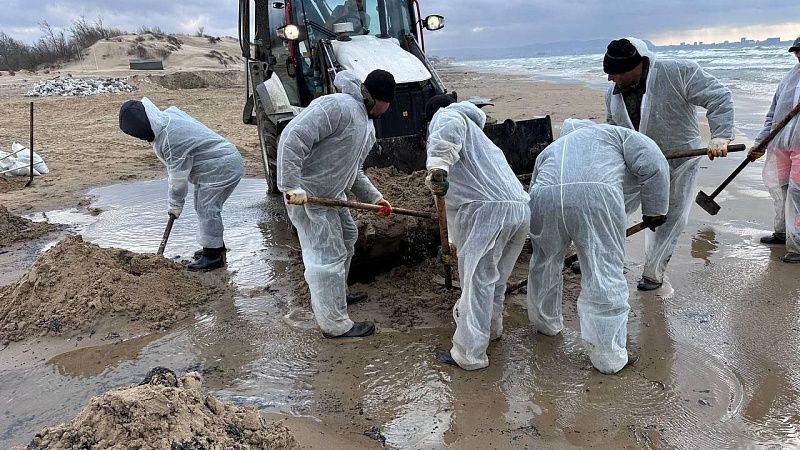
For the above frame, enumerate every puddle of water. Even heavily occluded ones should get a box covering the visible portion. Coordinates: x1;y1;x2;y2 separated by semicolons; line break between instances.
2;173;800;449
0;179;321;448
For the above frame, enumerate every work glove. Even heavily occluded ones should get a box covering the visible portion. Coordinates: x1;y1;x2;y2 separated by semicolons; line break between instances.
748;141;765;161
375;197;392;216
642;214;668;232
707;137;731;161
168;208;182;219
425;169;449;196
285;188;308;205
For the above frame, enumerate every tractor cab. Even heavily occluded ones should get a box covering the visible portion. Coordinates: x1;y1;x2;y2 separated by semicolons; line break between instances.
238;0;552;192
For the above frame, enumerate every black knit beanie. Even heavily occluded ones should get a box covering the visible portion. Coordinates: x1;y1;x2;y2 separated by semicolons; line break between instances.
119;100;155;142
363;69;396;102
790;35;800;53
425;94;456;122
603;39;643;75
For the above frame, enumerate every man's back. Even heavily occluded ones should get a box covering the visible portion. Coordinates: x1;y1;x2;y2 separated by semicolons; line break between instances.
427;102;528;208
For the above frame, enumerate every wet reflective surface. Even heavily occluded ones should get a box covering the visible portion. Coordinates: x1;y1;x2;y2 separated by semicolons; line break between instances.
1;165;800;448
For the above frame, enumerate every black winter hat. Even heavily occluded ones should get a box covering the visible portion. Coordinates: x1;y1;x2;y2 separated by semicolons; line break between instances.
363;69;396;103
789;35;800;53
425;94;456;122
119;100;155;142
603;38;643;75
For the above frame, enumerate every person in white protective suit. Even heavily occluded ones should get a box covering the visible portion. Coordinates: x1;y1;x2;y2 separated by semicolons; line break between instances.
325;0;370;34
527;119;670;374
604;37;735;290
750;36;800;263
423;95;531;371
278;69;396;339
118;97;243;272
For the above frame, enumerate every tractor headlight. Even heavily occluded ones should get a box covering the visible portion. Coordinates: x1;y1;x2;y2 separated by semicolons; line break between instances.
424;15;445;31
278;24;301;41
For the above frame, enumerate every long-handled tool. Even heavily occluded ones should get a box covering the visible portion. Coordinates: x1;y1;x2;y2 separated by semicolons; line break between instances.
517;144;747;182
25;102;34;188
562;221;648;267
431;172;453;290
157;214;176;256
507;221;649;295
306;196;437;219
696;104;800;215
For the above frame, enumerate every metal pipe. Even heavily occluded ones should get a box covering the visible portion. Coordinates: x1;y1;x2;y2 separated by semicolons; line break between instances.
25;102;33;187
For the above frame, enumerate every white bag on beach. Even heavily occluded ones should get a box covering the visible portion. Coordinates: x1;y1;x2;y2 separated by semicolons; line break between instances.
11;142;49;175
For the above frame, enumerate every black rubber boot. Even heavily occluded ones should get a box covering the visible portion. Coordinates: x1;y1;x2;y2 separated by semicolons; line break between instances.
760;233;786;245
782;252;800;263
346;292;369;305
187;247;225;272
194;245;226;260
637;276;662;291
570;260;581;274
323;321;375;339
435;348;459;367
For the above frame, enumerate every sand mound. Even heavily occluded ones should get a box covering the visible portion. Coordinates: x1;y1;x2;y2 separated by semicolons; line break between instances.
63;34;245;72
350;168;440;279
0;205;58;247
14;369;298;450
353;257;461;329
0;235;231;342
150;70;243;90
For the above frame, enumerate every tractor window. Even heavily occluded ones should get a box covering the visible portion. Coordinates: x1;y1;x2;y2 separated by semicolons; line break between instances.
384;0;411;39
321;0;372;34
314;0;412;41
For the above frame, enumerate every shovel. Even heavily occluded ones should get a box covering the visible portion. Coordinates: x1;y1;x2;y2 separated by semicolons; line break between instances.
517;144;747;182
507;221;649;295
562;221;648;267
431;172;454;290
305;196;437;219
696;103;800;215
157;214;176;256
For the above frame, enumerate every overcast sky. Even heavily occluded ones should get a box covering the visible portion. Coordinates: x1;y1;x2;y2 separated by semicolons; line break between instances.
2;0;799;50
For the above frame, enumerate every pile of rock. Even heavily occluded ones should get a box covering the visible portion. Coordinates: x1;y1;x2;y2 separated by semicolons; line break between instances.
25;76;137;97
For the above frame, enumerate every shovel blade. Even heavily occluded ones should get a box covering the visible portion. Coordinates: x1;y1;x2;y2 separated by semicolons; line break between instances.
695;191;721;215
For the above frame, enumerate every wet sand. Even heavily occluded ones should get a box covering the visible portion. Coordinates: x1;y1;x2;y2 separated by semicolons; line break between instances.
1;65;799;448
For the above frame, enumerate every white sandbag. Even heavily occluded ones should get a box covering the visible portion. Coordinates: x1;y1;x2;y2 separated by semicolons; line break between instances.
12;142;49;174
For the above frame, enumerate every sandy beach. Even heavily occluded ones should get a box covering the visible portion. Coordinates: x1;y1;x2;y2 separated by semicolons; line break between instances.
1;47;799;449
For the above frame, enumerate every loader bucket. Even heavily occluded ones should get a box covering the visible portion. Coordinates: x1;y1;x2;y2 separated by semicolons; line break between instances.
364;116;553;174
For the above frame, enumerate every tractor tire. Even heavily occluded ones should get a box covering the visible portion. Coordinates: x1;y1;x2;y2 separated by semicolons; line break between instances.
255;108;280;194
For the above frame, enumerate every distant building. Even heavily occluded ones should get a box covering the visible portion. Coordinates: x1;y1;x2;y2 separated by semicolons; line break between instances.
741;37;747;43
765;37;781;45
680;42;686;46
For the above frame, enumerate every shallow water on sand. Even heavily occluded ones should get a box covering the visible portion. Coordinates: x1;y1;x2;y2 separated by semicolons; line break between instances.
1;168;800;448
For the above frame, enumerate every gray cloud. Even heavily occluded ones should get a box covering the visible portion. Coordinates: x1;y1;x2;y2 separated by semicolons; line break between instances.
2;0;799;52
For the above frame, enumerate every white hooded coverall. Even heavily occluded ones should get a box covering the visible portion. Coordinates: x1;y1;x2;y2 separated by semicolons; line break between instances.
277;71;383;336
756;63;800;254
427;101;531;370
142;97;243;249
528;119;670;373
605;38;735;283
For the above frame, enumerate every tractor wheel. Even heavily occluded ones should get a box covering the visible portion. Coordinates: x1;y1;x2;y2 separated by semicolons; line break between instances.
255;107;280;194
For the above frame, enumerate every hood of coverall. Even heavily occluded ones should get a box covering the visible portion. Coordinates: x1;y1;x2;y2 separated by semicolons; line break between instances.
141;97;170;140
444;101;487;130
333;70;366;105
625;37;656;62
561;118;597;136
